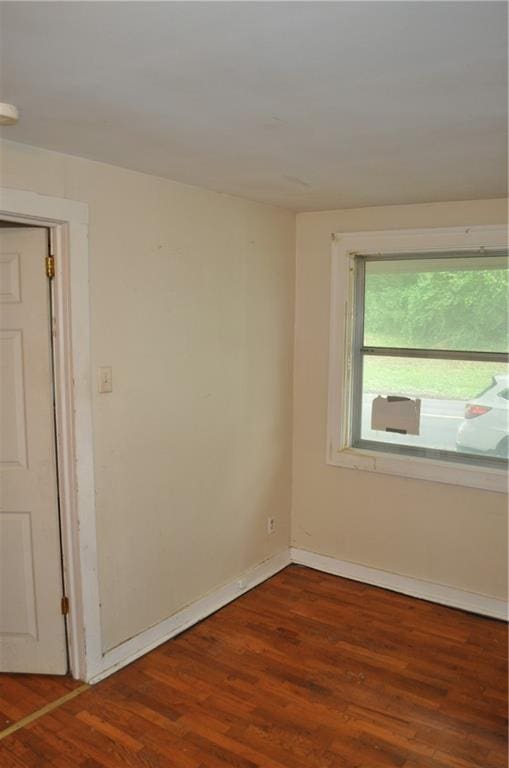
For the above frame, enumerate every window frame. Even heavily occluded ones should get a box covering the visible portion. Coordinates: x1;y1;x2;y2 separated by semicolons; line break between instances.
327;225;509;493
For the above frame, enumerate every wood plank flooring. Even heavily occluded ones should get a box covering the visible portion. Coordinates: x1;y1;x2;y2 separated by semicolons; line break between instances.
0;564;507;767
0;674;82;731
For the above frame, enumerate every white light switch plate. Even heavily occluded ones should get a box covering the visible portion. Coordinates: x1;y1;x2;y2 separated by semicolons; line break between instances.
98;366;113;393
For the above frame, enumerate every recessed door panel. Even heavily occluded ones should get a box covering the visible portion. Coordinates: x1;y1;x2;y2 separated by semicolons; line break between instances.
0;330;28;467
0;253;21;303
0;512;37;637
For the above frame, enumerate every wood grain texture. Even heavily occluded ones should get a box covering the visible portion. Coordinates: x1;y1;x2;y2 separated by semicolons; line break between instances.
0;565;507;766
0;674;82;731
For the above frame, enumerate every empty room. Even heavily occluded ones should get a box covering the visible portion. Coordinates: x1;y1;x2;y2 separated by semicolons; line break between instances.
0;1;507;766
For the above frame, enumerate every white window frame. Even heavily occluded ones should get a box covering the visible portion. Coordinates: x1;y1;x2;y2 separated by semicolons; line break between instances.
327;225;509;493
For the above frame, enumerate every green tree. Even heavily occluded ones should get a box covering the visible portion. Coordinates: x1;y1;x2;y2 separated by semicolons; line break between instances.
364;266;508;352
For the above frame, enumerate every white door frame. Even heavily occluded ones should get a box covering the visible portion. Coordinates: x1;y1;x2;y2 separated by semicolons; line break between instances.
0;186;102;681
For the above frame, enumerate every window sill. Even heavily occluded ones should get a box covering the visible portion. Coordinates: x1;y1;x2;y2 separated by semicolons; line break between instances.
327;446;507;493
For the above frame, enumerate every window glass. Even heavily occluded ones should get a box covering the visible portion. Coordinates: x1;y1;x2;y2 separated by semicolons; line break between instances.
363;255;509;353
358;356;509;458
353;250;509;465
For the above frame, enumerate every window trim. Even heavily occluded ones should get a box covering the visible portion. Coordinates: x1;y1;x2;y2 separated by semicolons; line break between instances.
327;225;509;493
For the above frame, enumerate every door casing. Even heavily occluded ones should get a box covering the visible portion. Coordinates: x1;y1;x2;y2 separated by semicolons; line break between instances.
0;187;102;682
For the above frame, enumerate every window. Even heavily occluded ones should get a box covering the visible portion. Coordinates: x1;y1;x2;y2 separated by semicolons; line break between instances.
327;226;509;492
353;251;508;463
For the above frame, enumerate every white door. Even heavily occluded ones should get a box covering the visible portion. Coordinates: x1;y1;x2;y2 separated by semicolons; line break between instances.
0;226;67;674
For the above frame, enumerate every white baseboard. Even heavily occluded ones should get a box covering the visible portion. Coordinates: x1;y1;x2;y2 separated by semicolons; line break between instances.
88;549;291;684
88;545;507;683
291;547;509;621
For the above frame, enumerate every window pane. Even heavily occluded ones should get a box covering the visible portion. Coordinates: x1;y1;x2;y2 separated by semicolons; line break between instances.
358;355;509;458
363;254;509;352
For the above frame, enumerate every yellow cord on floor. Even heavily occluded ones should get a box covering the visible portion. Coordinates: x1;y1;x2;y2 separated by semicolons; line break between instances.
0;683;89;741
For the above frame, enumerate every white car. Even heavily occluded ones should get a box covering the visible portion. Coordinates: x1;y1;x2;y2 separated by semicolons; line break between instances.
456;374;509;458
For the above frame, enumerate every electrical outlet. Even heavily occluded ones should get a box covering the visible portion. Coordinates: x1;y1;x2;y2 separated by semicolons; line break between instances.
267;517;276;535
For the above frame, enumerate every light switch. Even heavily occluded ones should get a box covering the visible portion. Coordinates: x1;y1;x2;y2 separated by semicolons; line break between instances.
98;366;113;394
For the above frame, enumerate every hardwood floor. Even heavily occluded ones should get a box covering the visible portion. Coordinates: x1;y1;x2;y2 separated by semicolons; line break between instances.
0;674;82;731
0;564;507;767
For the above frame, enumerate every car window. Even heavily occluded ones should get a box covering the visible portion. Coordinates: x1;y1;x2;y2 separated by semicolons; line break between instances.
497;388;509;401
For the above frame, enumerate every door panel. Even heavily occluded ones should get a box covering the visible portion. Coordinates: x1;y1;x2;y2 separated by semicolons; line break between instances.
0;330;28;467
0;227;67;674
0;512;37;637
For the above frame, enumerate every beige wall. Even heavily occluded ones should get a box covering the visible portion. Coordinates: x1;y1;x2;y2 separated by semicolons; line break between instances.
293;199;508;601
1;140;295;651
2;134;507;652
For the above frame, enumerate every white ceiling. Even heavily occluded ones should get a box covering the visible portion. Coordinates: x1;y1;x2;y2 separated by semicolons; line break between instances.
0;2;507;211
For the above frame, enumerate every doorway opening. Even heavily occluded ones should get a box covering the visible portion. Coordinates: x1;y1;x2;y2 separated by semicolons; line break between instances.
0;188;102;686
